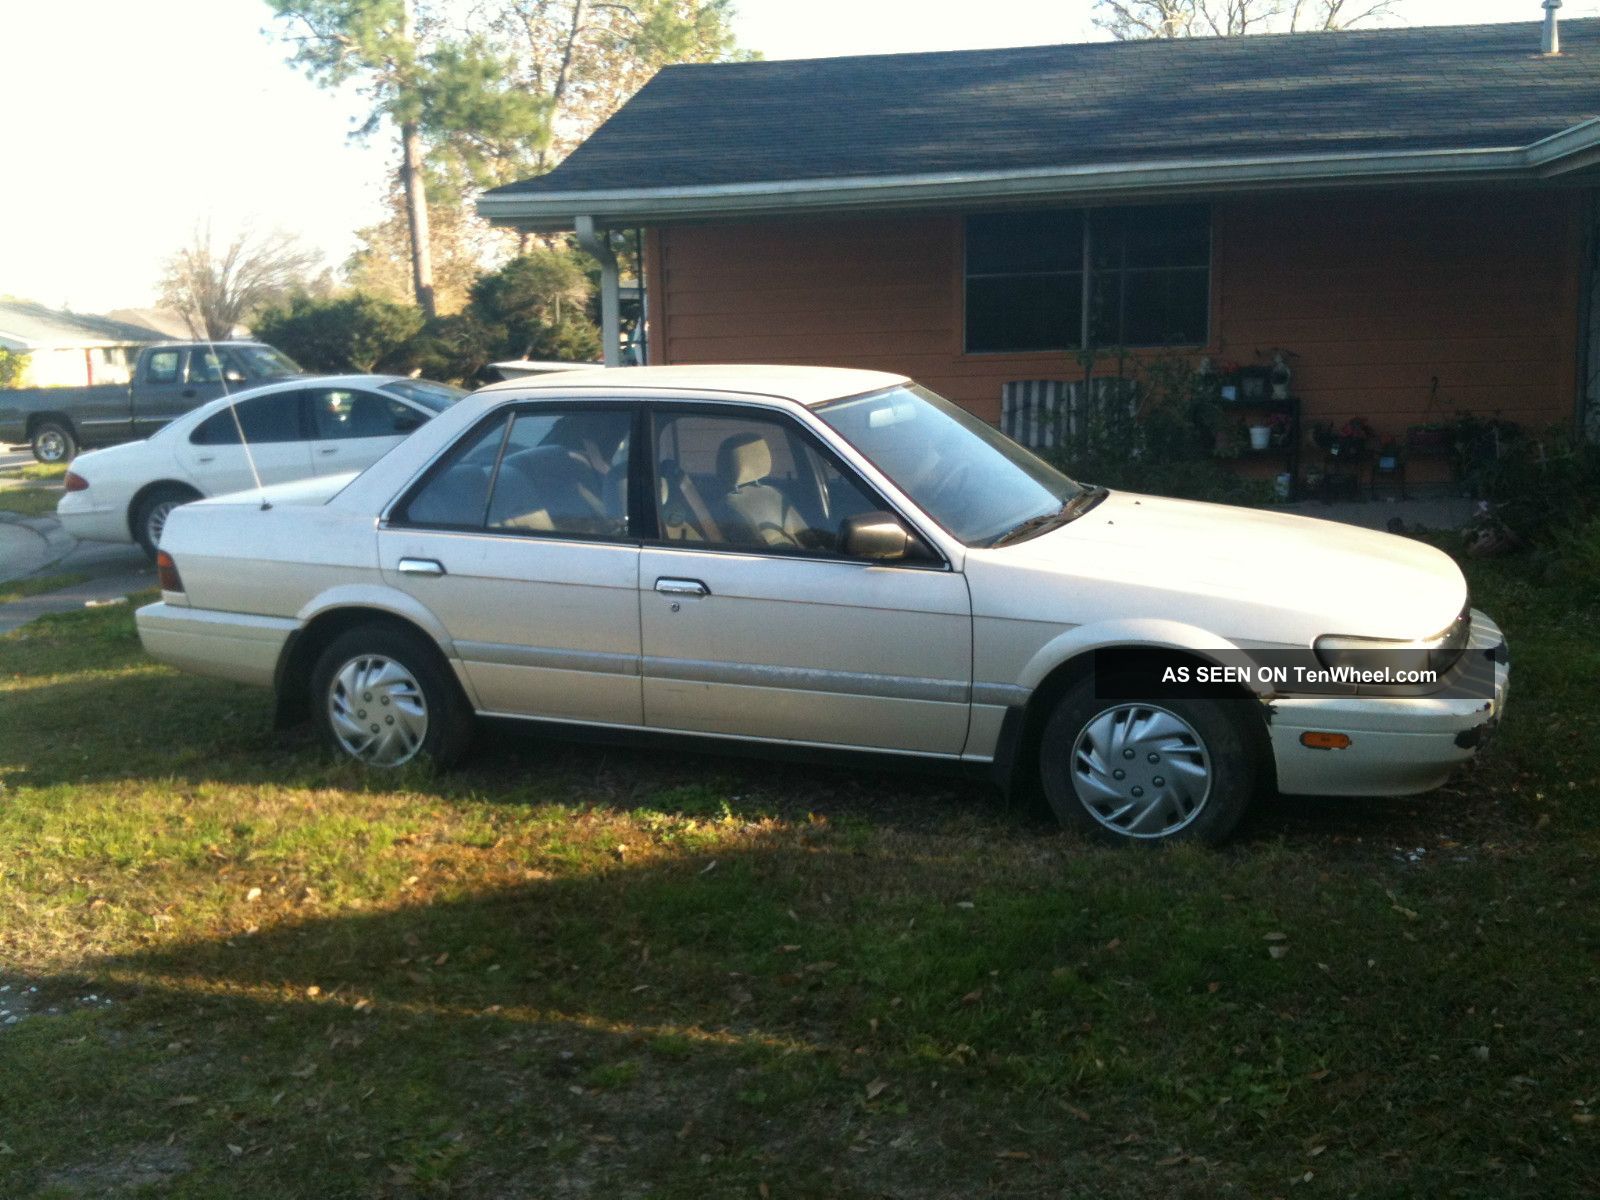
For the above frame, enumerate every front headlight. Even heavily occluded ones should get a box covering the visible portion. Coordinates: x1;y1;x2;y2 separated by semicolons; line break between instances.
1314;606;1471;677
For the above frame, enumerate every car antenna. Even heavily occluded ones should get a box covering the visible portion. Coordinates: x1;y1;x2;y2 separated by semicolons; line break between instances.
210;337;271;510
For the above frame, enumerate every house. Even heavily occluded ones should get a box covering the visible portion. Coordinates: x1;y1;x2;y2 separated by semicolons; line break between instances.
0;299;168;388
479;16;1600;480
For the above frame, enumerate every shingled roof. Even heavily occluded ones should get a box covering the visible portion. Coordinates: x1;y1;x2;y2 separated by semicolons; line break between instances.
480;19;1600;229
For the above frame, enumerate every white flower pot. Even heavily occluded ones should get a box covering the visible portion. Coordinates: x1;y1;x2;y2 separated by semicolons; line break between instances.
1249;425;1272;451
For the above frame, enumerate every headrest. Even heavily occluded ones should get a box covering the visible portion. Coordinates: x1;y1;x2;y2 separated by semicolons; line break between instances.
717;433;772;488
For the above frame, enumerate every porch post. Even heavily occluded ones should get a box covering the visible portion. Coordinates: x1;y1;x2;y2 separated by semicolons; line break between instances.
576;215;622;368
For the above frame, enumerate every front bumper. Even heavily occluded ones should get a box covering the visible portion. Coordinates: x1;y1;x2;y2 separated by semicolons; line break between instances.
1268;608;1509;797
136;602;297;688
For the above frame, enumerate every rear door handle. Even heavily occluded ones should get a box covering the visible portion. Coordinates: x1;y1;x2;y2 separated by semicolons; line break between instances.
398;557;446;577
318;447;339;456
655;577;709;597
195;455;215;463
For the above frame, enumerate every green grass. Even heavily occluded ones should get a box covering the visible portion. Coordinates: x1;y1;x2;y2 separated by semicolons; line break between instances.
7;462;69;481
0;572;88;605
0;484;61;517
0;563;1596;1198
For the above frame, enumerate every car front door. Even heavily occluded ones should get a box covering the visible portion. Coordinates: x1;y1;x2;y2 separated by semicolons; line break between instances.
307;386;429;476
175;390;316;495
638;404;972;755
378;403;642;725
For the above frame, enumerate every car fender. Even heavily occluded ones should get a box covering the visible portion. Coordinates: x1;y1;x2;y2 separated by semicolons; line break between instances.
295;584;460;658
1016;617;1268;696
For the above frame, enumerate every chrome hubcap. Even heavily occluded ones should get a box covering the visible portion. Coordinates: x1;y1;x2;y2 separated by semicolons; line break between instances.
327;654;428;766
36;431;66;462
1070;704;1211;838
147;500;179;548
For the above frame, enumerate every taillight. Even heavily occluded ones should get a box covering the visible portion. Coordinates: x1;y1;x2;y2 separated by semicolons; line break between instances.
156;550;184;593
63;471;89;492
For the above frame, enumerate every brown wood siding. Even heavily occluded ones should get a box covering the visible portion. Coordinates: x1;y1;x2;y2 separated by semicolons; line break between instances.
649;189;1583;438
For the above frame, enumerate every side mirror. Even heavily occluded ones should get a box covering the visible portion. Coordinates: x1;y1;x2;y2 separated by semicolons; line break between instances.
842;511;919;561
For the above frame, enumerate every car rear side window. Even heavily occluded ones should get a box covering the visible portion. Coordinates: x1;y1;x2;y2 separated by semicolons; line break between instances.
397;407;632;539
189;393;306;445
146;351;180;385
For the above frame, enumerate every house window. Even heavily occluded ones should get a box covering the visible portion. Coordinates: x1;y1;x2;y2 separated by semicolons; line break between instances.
964;205;1210;352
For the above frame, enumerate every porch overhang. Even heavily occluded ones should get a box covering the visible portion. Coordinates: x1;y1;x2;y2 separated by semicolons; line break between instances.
477;118;1600;233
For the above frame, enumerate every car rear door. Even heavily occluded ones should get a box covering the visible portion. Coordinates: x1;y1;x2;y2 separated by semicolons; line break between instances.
307;386;428;476
174;389;316;495
132;348;209;437
637;403;972;755
378;402;643;725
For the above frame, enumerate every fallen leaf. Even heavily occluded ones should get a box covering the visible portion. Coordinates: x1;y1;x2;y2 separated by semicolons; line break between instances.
995;1150;1030;1160
865;1078;889;1100
245;887;262;902
1263;932;1288;942
960;989;983;1006
165;1095;199;1108
1268;945;1289;960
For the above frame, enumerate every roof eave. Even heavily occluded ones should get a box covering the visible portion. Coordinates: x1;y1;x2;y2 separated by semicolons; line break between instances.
478;121;1600;230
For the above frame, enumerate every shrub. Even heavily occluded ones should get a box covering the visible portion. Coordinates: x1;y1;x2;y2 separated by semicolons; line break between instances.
1043;352;1275;506
253;292;423;374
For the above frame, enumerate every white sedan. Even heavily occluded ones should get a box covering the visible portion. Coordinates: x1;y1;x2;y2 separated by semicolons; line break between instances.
135;365;1508;845
57;375;465;557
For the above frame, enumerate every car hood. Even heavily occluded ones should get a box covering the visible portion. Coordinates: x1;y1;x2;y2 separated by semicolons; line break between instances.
966;491;1467;645
195;472;358;508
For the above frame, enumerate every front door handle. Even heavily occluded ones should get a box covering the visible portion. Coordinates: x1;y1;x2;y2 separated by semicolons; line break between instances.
318;447;340;456
655;577;709;597
195;455;215;463
398;557;446;577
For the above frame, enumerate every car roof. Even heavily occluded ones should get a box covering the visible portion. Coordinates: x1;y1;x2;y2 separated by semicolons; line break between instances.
474;364;908;407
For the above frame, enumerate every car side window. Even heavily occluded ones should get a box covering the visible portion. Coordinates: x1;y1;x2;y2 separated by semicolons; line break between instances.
311;389;427;440
651;410;881;555
398;407;632;539
189;393;305;445
146;351;180;385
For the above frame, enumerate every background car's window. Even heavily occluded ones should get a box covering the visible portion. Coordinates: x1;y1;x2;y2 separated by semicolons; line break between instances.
652;411;879;553
145;351;180;385
486;410;631;537
380;379;467;412
399;408;631;538
189;393;305;445
311;389;428;439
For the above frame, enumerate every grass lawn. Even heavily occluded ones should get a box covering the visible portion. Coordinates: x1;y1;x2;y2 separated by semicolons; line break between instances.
0;485;62;518
0;560;1595;1198
0;573;88;606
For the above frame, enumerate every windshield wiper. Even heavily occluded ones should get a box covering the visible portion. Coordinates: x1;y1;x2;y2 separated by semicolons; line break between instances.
989;486;1108;547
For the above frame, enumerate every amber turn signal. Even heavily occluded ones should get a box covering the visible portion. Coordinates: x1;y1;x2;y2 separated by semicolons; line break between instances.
1300;731;1352;750
156;550;184;593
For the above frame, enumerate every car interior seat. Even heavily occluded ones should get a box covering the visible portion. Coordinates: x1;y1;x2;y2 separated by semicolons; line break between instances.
716;432;809;548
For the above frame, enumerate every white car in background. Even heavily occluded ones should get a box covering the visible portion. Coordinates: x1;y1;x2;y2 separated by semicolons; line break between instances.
135;365;1508;846
57;375;465;557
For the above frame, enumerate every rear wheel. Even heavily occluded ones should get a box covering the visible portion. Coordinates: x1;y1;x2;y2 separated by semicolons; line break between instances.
30;420;75;465
310;625;474;769
132;484;201;559
1038;678;1258;845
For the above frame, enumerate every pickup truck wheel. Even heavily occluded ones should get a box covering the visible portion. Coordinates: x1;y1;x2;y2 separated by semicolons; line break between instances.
310;625;473;770
30;421;75;464
1038;679;1257;846
133;485;200;559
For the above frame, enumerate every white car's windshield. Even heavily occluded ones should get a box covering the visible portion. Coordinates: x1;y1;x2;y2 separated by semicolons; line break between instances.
814;384;1084;545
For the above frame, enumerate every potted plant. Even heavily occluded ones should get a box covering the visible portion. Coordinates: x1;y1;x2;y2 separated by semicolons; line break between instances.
1248;422;1272;451
1267;412;1293;447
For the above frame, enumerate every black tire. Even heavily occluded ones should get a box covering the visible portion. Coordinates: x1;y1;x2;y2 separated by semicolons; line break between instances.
132;484;201;559
309;624;474;769
1038;676;1258;846
30;420;75;465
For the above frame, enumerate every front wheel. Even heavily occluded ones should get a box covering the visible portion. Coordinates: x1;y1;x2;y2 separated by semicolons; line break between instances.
30;421;75;464
1038;679;1259;845
309;625;474;769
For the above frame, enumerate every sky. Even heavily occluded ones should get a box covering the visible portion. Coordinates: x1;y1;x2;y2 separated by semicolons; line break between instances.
1;0;1592;314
